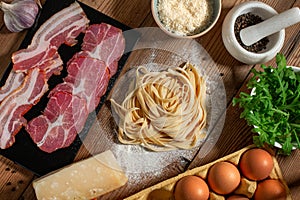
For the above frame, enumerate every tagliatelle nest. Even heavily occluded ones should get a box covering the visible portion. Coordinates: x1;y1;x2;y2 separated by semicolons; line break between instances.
110;63;207;151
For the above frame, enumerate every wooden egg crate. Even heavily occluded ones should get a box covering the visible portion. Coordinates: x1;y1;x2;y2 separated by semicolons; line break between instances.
125;145;291;200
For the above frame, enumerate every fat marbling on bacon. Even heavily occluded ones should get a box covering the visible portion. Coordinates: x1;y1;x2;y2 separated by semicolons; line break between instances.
26;23;125;153
0;2;89;150
0;72;25;103
0;56;64;149
12;2;89;72
0;69;48;149
0;52;62;104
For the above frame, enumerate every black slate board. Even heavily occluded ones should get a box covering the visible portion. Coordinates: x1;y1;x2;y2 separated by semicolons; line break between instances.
0;0;139;176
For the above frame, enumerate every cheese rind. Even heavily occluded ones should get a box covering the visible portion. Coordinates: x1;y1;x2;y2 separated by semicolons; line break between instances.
33;150;128;200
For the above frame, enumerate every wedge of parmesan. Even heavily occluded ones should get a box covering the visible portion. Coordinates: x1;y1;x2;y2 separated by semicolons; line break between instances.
33;150;128;200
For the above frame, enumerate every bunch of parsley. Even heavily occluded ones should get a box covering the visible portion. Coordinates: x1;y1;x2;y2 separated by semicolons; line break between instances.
233;53;300;155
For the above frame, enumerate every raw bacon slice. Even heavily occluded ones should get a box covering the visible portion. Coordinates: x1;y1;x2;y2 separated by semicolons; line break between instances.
0;57;62;149
0;2;85;149
26;23;126;153
0;52;62;104
0;69;48;149
44;52;64;79
12;2;89;72
26;92;88;153
50;57;110;112
75;23;125;76
0;72;25;103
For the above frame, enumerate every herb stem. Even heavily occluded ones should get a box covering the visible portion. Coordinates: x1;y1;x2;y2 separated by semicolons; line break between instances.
273;69;287;105
279;104;299;110
271;108;289;116
290;123;300;129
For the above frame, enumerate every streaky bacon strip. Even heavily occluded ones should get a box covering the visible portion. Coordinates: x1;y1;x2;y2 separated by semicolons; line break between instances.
74;23;125;76
50;57;110;112
0;53;63;149
25;91;88;153
0;69;48;149
0;2;89;150
44;52;64;79
0;52;62;105
0;72;25;103
12;2;89;72
26;23;125;153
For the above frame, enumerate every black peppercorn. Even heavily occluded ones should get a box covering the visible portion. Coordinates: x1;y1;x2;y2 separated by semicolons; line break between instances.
234;12;269;53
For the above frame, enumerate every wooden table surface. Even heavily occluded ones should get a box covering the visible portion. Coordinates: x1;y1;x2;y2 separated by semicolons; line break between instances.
0;0;299;199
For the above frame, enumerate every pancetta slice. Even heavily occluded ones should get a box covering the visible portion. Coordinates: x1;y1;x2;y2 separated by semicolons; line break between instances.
0;54;62;148
44;52;64;79
26;23;125;153
26;91;88;153
0;52;62;106
50;57;110;112
0;72;25;103
74;23;125;76
12;2;89;72
0;68;48;149
0;2;88;149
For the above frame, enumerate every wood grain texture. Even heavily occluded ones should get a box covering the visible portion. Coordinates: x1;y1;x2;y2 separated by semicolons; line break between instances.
0;30;26;78
0;0;299;199
185;1;300;200
190;0;300;164
0;155;34;200
79;0;151;28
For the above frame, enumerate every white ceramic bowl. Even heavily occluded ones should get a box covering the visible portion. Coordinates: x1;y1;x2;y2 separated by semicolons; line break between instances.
151;0;221;38
222;1;285;64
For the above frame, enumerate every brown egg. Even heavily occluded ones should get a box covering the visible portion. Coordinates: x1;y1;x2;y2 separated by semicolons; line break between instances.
207;161;240;195
227;195;249;200
174;175;209;200
239;148;274;181
254;179;287;200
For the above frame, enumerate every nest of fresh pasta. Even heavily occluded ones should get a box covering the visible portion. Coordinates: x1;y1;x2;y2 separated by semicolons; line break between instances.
110;63;207;151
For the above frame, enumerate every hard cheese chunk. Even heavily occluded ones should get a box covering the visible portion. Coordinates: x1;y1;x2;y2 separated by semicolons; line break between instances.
33;150;128;200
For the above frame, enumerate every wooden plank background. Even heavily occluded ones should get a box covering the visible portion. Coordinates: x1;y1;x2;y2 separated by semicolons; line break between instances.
0;0;299;199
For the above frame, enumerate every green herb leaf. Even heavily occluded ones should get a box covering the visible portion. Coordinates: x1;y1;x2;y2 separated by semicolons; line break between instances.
233;53;300;155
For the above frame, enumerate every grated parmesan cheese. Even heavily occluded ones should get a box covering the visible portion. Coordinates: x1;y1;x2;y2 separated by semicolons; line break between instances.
157;0;213;35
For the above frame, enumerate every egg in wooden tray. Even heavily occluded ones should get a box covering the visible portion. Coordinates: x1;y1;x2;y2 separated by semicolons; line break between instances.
125;145;291;200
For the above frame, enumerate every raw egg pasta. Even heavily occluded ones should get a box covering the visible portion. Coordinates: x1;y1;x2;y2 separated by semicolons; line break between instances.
110;63;207;151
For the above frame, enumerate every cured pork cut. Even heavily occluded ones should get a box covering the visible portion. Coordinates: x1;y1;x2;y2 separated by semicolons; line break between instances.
50;57;110;112
50;23;125;112
0;53;62;104
0;72;25;102
74;23;125;76
26;23;125;153
0;58;63;149
12;2;89;72
0;69;48;149
25;91;88;153
0;2;89;150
